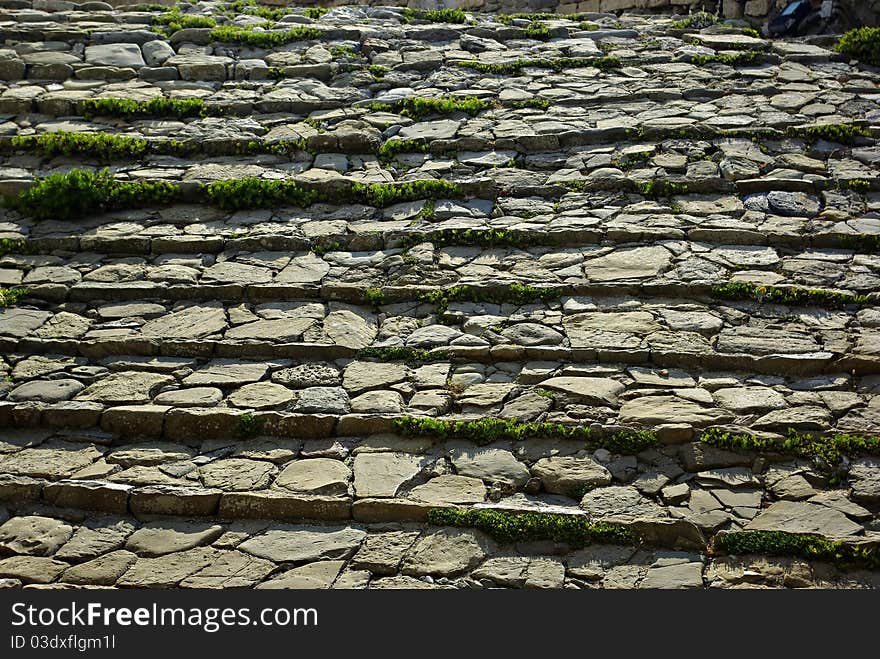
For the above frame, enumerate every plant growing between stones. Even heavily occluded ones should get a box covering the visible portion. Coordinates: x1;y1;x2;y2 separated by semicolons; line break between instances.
303;7;329;20
393;417;658;454
710;281;870;309
456;56;621;75
351;180;462;207
670;11;720;30
311;241;342;257
0;238;32;257
204;178;319;211
208;24;322;47
355;347;448;363
638;180;690;198
400;9;468;24
378;139;429;160
700;427;880;468
712;531;880;569
838;234;880;253
509;99;552;110
237;413;262;438
7;169;180;220
366;96;492;120
154;9;217;34
787;123;871;145
364;287;385;307
835;27;880;67
367;65;387;81
427;508;636;547
396;228;533;250
689;51;762;66
419;283;564;315
0;287;28;307
838;179;871;194
79;97;207;120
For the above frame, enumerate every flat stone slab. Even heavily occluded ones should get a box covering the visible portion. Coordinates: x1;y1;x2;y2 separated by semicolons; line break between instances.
238;526;366;563
746;501;863;537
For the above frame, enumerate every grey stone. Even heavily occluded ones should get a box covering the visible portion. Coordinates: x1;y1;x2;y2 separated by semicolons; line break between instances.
239;526;366;563
0;516;73;557
401;529;493;576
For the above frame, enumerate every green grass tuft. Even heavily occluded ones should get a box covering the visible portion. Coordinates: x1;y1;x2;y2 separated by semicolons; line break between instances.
237;413;263;438
689;50;762;66
205;178;318;211
671;11;720;30
714;531;880;568
701;427;880;468
0;287;28;307
208;24;322;47
7;169;179;221
637;180;691;198
835;27;880;67
457;56;620;75
378;139;428;160
364;287;385;307
400;8;468;24
397;228;534;250
80;97;206;120
393;417;658;453
419;283;563;315
355;346;448;363
428;508;636;547
787;123;871;145
710;281;870;309
0;238;32;257
367;96;491;120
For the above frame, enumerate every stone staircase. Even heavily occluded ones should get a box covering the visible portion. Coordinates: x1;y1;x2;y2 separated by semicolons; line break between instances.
0;2;878;589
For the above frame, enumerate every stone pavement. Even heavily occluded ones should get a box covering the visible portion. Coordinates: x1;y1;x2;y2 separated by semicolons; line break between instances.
0;3;878;588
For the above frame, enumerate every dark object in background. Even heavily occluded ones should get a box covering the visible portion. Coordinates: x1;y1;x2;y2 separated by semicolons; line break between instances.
768;0;814;36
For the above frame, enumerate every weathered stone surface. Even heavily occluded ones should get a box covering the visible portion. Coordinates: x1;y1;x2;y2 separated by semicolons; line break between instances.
77;372;174;405
532;456;612;496
409;475;487;504
275;458;351;496
539;377;624;405
239;526;366;563
55;520;135;562
350;531;420;575
126;522;224;557
620;396;729;427
353;453;430;498
180;551;276;588
0;516;73;556
449;445;530;488
401;529;494;577
62;550;138;586
116;548;219;588
746;501;863;536
847;458;880;503
580;486;664;519
200;458;276;491
256;560;344;589
343;362;407;394
0;556;68;584
584;246;672;281
227;382;296;410
141;304;227;339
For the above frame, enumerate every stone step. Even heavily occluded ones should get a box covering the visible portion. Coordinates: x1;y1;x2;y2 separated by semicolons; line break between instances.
2;288;878;371
1;505;875;589
1;426;879;522
3;239;879;300
1;343;878;433
1;2;878;591
4;189;878;256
